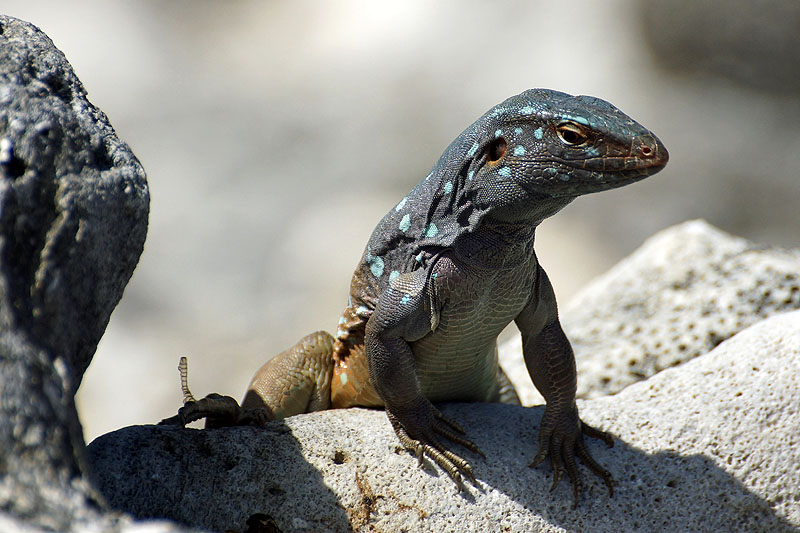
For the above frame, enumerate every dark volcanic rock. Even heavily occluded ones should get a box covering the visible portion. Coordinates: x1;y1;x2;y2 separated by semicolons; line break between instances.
0;15;150;531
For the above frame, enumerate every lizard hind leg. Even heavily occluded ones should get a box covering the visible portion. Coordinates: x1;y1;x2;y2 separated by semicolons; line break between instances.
241;330;335;419
159;330;335;428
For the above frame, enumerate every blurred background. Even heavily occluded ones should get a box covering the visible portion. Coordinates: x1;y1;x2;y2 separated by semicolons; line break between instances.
2;1;798;442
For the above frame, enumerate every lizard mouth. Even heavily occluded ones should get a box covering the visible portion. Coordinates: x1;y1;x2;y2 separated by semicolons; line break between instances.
578;135;669;173
524;134;669;197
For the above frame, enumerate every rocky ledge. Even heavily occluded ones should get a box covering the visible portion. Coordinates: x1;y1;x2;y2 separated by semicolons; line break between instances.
89;307;800;533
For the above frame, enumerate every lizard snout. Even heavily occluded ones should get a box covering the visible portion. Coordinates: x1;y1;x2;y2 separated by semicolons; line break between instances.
633;135;669;169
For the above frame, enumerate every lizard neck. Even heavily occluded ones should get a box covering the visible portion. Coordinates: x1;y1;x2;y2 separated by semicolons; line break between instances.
452;221;536;269
451;194;574;269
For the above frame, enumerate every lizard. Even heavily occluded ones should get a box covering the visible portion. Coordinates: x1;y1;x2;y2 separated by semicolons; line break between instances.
160;88;668;506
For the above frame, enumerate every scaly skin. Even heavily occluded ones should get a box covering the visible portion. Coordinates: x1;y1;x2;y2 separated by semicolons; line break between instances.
161;89;668;506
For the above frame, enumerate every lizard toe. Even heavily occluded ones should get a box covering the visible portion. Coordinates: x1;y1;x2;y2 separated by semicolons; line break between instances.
576;436;614;496
432;408;467;434
563;443;583;508
531;405;614;505
581;420;614;448
433;419;485;458
387;405;481;488
548;437;565;491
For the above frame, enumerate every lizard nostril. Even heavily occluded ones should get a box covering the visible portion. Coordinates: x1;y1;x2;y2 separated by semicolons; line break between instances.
640;145;654;158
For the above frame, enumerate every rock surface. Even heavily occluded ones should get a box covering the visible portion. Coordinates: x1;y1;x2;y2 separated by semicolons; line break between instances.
0;15;152;532
89;310;800;532
501;220;800;406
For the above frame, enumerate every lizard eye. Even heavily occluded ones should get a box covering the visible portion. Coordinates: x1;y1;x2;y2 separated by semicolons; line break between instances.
487;137;507;162
556;122;589;146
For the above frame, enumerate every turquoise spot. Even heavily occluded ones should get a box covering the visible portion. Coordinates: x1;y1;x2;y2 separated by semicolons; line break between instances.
431;273;438;279
559;174;570;182
424;223;439;238
389;270;400;282
338;316;346;325
443;181;453;194
561;114;589;126
340;373;348;385
468;170;474;180
520;106;535;115
533;128;543;140
395;196;408;212
399;213;411;232
513;146;526;156
467;142;479;157
356;305;370;316
514;127;523;135
585;146;600;157
494;129;503;138
415;252;424;262
400;293;411;305
498;166;511;177
366;254;384;277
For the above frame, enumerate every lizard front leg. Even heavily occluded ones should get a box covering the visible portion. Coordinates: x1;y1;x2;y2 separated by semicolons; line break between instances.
365;270;483;488
516;267;614;507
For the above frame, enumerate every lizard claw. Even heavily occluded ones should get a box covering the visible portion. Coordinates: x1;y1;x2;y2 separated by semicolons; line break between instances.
530;404;614;507
387;400;483;488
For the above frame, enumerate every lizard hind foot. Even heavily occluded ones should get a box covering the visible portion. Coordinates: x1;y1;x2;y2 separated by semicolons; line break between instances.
158;393;242;428
157;356;271;428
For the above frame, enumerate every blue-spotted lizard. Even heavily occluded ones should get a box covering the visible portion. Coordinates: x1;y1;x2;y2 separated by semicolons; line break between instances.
161;88;668;506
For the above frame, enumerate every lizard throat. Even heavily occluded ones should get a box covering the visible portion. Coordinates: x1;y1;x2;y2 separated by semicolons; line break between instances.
452;222;537;269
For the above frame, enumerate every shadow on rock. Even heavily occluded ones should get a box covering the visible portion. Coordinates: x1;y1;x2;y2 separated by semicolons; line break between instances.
86;401;798;533
454;403;795;533
87;420;351;533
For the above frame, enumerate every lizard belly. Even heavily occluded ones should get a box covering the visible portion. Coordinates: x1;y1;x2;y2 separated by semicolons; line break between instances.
413;261;535;403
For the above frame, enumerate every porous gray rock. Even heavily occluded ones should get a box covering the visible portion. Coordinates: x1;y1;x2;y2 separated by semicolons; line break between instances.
501;220;800;405
0;15;154;532
88;311;800;532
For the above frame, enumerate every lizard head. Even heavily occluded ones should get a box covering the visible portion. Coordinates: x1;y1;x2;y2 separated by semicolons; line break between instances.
359;89;668;274
454;89;668;223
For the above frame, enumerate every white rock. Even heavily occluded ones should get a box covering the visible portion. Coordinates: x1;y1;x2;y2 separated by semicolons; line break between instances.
89;311;800;532
502;220;800;406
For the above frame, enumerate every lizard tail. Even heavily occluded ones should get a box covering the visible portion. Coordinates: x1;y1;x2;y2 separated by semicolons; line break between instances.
178;356;196;404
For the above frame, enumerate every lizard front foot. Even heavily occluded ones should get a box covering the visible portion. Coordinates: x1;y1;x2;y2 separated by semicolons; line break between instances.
530;403;614;508
387;398;484;490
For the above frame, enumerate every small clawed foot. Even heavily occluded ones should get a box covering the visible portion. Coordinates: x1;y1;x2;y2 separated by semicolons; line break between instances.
530;406;614;507
158;356;270;428
158;393;245;428
388;403;484;490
